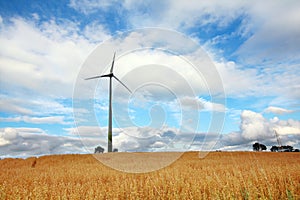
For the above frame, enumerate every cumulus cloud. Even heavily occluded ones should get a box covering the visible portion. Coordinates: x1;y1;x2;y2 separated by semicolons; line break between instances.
2;127;19;141
272;118;300;135
0;17;108;98
221;110;300;150
240;110;271;140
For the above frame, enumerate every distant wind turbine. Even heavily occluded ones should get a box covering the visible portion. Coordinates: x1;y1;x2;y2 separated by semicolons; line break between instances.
85;52;131;152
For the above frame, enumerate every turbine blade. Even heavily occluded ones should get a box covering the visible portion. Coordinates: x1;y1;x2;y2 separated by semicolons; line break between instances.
85;75;102;80
85;74;110;80
113;75;132;93
110;52;116;73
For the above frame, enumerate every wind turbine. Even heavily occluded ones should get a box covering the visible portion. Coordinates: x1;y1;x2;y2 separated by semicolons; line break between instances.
85;52;131;152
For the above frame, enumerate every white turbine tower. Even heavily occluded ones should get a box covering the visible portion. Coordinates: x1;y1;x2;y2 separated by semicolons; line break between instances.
85;52;131;152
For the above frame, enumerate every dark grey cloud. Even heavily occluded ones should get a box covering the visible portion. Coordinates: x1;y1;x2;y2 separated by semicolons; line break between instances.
0;128;88;158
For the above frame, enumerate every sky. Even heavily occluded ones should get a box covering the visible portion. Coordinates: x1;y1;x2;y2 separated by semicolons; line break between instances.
0;0;300;158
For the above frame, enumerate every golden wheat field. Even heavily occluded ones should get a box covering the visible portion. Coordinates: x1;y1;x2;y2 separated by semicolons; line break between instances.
0;151;299;199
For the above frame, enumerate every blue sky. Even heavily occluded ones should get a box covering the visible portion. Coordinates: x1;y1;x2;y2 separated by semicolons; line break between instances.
0;0;300;157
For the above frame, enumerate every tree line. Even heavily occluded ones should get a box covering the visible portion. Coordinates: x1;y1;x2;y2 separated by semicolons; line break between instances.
253;143;299;152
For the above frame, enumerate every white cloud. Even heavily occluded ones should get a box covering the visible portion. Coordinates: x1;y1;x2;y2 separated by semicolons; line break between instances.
199;98;226;112
0;17;108;98
0;116;68;124
266;64;300;100
123;0;245;30
69;0;117;14
124;1;300;64
264;106;294;115
0;137;10;146
83;22;110;42
176;96;226;112
15;127;45;134
0;98;34;115
240;110;300;138
221;110;300;150
0;127;44;147
235;1;300;64
209;54;300;100
240;110;271;140
31;13;40;21
273;118;300;135
214;60;260;96
0;117;21;123
2;127;19;141
66;126;107;137
0;94;74;117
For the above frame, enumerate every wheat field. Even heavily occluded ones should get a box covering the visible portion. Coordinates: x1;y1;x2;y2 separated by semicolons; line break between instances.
0;152;299;199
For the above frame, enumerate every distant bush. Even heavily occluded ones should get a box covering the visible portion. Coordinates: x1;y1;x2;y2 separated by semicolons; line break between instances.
94;146;104;153
253;143;267;151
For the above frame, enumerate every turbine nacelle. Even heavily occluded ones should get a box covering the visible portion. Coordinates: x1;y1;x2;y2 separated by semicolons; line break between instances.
85;53;131;93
